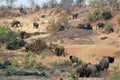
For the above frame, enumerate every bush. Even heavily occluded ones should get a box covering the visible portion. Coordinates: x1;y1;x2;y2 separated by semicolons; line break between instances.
112;74;120;80
6;39;26;50
118;17;120;27
102;11;112;20
0;27;18;43
10;57;19;67
87;12;96;22
46;23;58;35
30;39;47;53
104;22;114;33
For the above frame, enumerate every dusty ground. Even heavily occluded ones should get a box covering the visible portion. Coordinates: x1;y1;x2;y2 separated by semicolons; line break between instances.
0;8;120;80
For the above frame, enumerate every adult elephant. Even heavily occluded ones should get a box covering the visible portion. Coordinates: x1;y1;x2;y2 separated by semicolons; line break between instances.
33;22;39;29
11;20;22;27
99;56;114;71
20;31;26;39
75;63;89;77
96;22;105;30
72;13;79;19
85;64;101;77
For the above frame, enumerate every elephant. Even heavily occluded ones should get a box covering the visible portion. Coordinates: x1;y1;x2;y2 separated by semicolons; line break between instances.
85;23;93;30
41;15;45;18
69;55;78;64
72;13;79;19
19;7;27;15
11;20;22;27
77;23;86;29
85;64;101;77
58;25;65;31
20;31;26;39
96;22;105;30
75;63;87;77
99;56;114;71
24;43;31;52
77;23;92;30
33;22;39;29
53;44;66;57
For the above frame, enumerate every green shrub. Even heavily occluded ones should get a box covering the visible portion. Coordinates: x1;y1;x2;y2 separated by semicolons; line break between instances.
78;59;82;64
118;17;120;27
33;61;42;68
102;11;112;20
10;57;19;67
87;12;96;22
0;27;18;43
104;22;113;33
6;39;24;50
112;74;120;80
41;53;47;59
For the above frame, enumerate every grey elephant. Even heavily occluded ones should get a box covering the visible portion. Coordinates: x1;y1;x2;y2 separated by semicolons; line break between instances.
24;43;31;52
33;22;39;29
85;63;101;77
11;20;21;27
72;13;79;19
96;22;105;30
20;31;26;39
69;55;78;64
53;44;66;57
75;63;87;77
99;56;114;71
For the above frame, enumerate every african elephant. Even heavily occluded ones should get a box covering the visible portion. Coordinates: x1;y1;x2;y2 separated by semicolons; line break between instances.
72;13;79;19
77;23;92;30
96;22;105;30
33;22;39;29
99;56;114;71
24;43;31;52
58;25;65;31
85;64;101;77
75;63;87;77
53;44;66;57
11;20;21;27
20;31;26;39
69;55;78;64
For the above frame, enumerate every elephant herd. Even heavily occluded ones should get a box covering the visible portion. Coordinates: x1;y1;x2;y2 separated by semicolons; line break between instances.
69;55;115;77
11;20;39;29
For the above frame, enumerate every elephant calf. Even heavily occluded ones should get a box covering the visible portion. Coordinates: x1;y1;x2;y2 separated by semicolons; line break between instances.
69;55;78;64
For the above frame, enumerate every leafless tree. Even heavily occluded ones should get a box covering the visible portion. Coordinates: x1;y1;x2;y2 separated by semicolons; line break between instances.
61;0;73;14
75;0;85;7
47;0;57;8
4;0;17;7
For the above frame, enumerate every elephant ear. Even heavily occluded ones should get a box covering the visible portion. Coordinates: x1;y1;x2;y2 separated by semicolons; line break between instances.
69;55;72;60
108;56;114;63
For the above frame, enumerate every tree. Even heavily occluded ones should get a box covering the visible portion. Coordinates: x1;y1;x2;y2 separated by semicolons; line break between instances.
61;0;73;14
29;0;36;12
47;0;57;8
75;0;85;7
4;0;17;7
